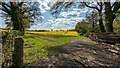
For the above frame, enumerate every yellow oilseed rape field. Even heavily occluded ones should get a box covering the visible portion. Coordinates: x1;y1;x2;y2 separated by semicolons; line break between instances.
27;31;79;37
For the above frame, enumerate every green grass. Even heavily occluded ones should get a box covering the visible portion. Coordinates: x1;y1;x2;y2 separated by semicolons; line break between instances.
23;32;88;64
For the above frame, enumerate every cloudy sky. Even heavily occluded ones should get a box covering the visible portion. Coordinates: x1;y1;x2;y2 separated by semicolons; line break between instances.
0;0;91;30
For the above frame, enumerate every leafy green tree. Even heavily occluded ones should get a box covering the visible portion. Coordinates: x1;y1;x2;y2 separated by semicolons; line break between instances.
75;22;92;35
83;2;106;32
104;1;120;32
113;20;120;34
50;1;120;32
113;13;120;35
50;2;106;32
0;2;41;35
86;10;98;32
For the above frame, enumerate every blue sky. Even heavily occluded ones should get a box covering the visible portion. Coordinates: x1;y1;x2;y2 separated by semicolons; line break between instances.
0;1;92;30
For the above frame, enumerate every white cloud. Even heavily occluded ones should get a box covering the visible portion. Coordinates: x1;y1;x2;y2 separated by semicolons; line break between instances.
80;8;89;13
38;15;44;19
39;7;47;13
60;11;81;18
38;0;51;13
0;18;6;28
60;8;88;18
72;17;85;21
60;12;68;18
39;5;47;13
0;23;3;28
40;1;50;10
29;1;88;30
60;9;88;18
73;8;82;11
30;17;84;30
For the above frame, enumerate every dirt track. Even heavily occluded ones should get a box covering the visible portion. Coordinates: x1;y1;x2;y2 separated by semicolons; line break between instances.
28;39;120;68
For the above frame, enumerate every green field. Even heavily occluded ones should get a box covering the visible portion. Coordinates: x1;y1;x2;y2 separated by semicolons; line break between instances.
23;31;88;64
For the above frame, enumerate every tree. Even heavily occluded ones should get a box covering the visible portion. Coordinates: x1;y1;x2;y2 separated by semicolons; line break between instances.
0;2;42;35
50;1;120;32
50;2;106;32
75;21;92;35
113;20;120;34
83;2;106;32
86;10;98;32
113;13;120;34
104;1;120;32
83;1;120;32
1;2;24;32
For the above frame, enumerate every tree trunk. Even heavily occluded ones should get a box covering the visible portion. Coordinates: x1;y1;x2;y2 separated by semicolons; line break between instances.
92;21;95;32
104;2;116;32
12;14;20;30
11;4;25;36
105;21;113;32
104;4;113;32
12;15;24;36
105;14;116;32
98;12;106;32
20;27;25;36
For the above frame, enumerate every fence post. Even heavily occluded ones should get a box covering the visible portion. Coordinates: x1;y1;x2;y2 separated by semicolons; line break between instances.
12;37;24;68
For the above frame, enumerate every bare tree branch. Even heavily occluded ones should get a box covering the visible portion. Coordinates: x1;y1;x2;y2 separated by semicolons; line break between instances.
112;2;120;13
83;2;100;11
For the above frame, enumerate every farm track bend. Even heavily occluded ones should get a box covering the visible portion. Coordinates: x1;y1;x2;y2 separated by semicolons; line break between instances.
27;39;120;67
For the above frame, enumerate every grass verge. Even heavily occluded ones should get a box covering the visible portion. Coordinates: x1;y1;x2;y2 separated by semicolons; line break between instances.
23;31;88;64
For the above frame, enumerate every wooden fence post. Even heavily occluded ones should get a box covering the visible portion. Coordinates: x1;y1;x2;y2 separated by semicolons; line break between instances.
12;37;24;68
